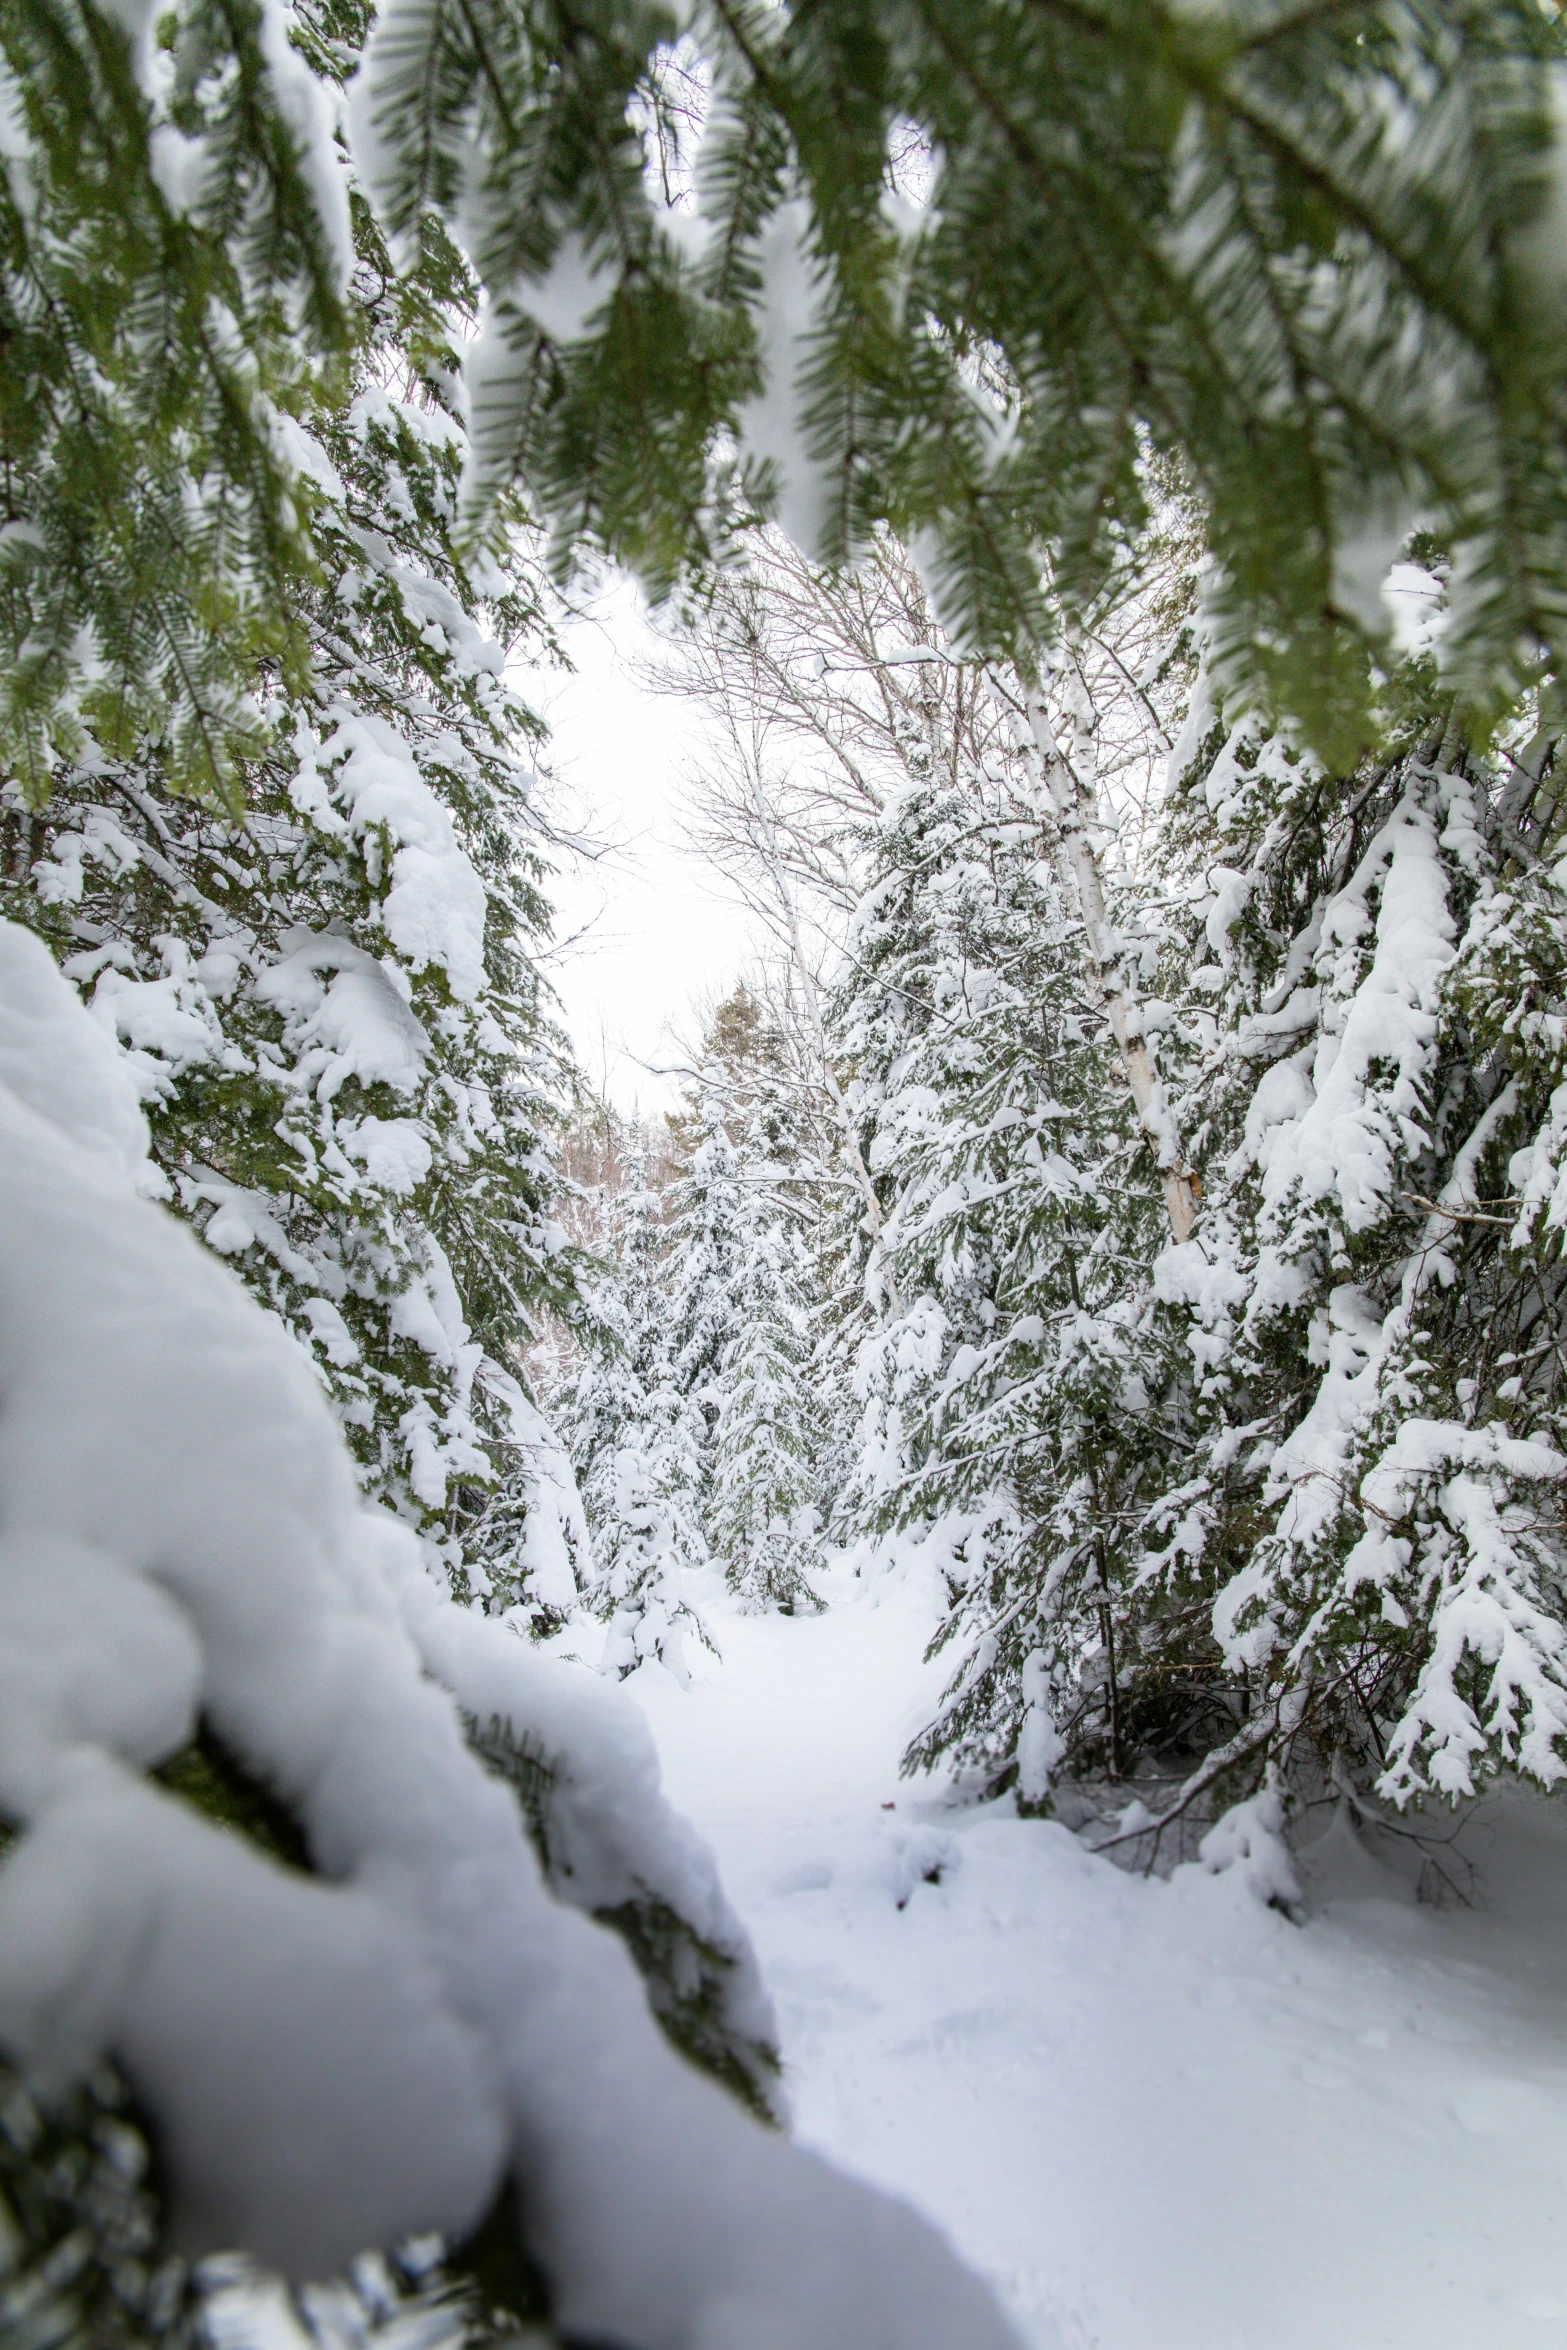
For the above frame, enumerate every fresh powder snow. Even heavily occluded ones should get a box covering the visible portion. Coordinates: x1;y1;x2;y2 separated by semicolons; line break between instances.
616;1552;1567;2350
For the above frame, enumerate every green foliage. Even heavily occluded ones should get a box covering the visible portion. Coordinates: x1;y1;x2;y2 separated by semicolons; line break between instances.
0;0;353;807
356;0;750;588
0;2048;558;2347
154;1724;312;1874
358;0;1567;757
593;1893;781;2126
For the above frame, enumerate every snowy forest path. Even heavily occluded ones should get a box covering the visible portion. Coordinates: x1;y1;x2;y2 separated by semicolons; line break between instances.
623;1562;1567;2350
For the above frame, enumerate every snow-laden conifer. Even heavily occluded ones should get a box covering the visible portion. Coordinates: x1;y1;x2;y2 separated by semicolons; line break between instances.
874;576;1567;1837
828;713;1171;1800
665;1084;749;1456
1;194;584;1615
1001;606;1567;1849
709;1083;824;1612
562;1137;713;1681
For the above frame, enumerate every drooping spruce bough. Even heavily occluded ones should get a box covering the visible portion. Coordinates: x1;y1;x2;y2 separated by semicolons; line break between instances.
356;0;1567;757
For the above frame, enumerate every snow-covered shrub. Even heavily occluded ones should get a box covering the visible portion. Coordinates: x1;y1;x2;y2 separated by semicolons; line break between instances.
0;917;1022;2348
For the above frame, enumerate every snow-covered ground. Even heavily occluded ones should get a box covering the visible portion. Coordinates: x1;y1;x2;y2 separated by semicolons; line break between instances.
622;1556;1567;2350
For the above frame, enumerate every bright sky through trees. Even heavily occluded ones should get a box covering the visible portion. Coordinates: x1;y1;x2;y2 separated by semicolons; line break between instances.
529;587;755;1108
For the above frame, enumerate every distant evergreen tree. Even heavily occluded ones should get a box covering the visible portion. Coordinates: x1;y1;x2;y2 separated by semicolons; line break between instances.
709;1084;825;1612
665;1084;750;1461
562;1136;713;1680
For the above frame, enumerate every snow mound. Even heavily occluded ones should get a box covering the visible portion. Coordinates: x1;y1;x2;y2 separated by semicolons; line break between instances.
0;920;1021;2348
0;924;151;1180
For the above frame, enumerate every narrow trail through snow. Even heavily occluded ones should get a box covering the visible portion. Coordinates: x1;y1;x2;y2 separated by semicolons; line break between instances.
624;1561;1567;2350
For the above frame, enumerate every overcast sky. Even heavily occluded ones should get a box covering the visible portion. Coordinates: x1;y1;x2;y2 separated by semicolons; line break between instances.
513;580;755;1113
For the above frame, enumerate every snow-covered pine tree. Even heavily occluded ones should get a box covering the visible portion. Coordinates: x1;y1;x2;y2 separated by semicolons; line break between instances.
826;700;1175;1803
665;1079;749;1462
658;987;832;1607
709;1076;825;1611
561;1132;713;1680
1;156;585;1614
1110;600;1567;1843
